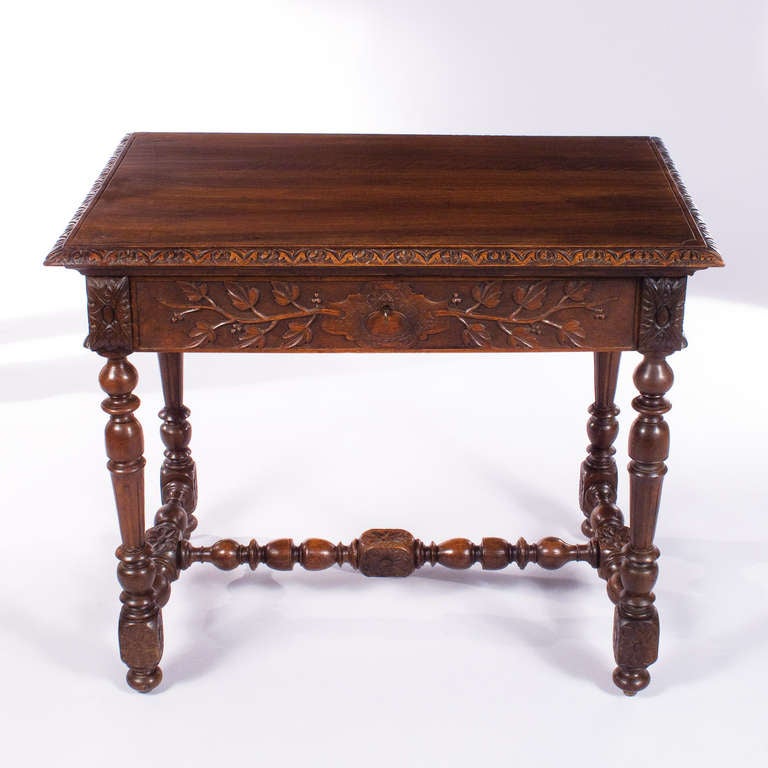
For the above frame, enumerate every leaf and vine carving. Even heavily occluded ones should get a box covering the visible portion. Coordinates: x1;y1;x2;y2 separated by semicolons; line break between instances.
160;281;336;349
437;280;616;349
155;279;618;350
46;245;724;270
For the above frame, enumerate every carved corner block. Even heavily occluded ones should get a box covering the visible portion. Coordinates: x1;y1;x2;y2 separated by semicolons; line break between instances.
594;520;629;586
638;277;687;357
118;609;164;672
613;606;659;669
358;529;416;577
579;463;618;518
85;276;133;354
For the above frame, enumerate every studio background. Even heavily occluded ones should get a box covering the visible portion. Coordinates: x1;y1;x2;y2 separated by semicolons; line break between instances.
1;1;765;765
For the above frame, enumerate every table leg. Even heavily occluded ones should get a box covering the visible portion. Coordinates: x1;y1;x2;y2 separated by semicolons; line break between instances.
156;353;197;537
580;352;622;536
612;353;672;695
99;354;163;693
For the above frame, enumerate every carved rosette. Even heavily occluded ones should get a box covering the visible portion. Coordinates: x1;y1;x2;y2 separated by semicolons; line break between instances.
322;283;449;348
85;276;132;354
638;277;687;357
595;521;629;603
144;521;183;609
356;529;418;576
613;608;660;669
145;522;182;557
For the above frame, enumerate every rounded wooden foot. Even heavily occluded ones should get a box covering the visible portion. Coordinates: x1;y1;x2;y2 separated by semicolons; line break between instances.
127;666;163;692
612;666;649;696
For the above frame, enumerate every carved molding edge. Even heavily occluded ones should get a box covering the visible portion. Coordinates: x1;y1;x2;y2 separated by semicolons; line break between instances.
650;137;716;251
637;277;687;357
85;276;133;354
45;244;724;269
46;134;134;262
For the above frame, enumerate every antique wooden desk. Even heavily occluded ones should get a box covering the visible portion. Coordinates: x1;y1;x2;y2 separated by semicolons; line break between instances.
45;133;722;695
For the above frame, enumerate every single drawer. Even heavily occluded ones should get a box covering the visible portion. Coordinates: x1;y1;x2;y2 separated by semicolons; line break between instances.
133;277;637;352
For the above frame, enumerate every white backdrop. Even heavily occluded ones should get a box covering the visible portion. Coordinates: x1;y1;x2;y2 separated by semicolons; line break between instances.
1;2;766;765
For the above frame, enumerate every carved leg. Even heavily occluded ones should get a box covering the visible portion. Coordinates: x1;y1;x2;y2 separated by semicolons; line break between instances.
100;354;163;693
580;351;622;537
157;353;197;537
612;354;672;695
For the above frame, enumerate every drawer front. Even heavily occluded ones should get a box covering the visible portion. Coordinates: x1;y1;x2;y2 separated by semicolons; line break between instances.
134;277;637;352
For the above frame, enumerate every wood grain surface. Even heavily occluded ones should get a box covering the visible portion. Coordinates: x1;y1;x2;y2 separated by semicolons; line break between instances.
45;133;722;270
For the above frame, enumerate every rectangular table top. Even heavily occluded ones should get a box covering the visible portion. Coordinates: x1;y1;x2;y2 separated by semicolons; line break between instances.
45;133;722;272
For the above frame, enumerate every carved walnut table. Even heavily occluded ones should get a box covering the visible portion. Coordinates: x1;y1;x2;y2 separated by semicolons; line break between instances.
45;133;723;695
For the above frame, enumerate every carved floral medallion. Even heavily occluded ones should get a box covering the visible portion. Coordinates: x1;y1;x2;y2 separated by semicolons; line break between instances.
638;277;687;356
322;283;449;348
85;276;132;353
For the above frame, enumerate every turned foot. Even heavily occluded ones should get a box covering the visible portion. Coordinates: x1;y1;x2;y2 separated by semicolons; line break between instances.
613;666;650;696
127;666;163;693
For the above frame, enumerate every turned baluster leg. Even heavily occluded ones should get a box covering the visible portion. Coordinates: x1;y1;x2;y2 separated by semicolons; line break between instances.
580;351;622;537
100;354;163;693
156;352;197;538
612;354;672;695
611;277;686;695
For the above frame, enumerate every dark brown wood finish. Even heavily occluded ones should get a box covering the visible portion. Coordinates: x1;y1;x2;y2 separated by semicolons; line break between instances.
580;352;622;536
99;354;163;692
157;352;197;535
611;276;686;695
178;529;598;575
135;277;635;352
613;353;671;695
45;133;722;696
47;133;721;270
